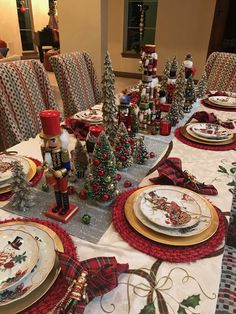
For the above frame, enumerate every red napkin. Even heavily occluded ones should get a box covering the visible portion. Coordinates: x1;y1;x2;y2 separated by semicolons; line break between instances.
63;118;90;140
57;253;129;314
192;111;235;129
149;157;218;195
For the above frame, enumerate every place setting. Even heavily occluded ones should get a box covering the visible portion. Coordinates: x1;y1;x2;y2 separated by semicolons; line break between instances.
202;93;236;112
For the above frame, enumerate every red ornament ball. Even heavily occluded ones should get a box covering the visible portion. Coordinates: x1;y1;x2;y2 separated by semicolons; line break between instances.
93;158;100;166
115;145;122;151
102;153;108;159
98;169;105;176
92;183;99;192
79;190;88;200
124;180;132;188
102;194;110;201
115;173;122;181
119;155;127;161
149;152;155;158
67;185;75;195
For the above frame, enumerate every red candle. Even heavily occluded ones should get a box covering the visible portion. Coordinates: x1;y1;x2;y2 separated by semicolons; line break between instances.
89;125;104;137
160;118;171;136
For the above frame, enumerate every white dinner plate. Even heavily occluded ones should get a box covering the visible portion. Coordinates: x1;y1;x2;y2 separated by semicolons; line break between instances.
133;187;212;237
208;96;236;108
74;108;103;123
186;124;234;143
0;224;56;306
137;186;201;229
0;156;30;185
191;123;230;139
0;229;39;293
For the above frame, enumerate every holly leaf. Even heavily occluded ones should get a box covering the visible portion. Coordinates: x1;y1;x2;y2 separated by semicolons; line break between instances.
180;294;200;309
230;167;236;174
139;303;155;314
227;180;235;186
177;306;187;314
217;166;228;174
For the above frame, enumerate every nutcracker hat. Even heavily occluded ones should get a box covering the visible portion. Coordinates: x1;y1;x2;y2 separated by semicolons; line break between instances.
120;95;131;105
8;236;23;250
39;110;61;138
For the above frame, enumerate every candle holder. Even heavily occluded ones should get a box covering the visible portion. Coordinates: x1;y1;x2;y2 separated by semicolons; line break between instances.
160;118;171;136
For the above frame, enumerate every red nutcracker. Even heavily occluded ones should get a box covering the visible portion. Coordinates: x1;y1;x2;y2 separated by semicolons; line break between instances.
118;96;132;133
167;57;178;104
184;53;196;79
39;110;78;222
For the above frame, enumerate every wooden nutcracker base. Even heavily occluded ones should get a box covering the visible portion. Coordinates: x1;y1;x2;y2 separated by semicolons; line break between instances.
45;203;79;223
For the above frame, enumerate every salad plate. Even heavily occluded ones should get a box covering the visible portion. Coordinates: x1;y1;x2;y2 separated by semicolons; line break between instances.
0;230;39;293
0;156;30;185
186;125;233;143
137;186;201;229
208;96;236;108
191;123;230;139
74;108;103;123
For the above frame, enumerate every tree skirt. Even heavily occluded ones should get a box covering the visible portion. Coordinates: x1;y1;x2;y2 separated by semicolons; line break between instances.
112;189;226;263
175;128;236;151
201;99;236;112
0;217;77;314
0;157;43;201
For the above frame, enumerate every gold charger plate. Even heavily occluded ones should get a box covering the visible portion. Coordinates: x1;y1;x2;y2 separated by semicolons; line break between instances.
124;186;219;246
0;158;37;194
204;98;236;109
0;256;61;314
180;126;236;146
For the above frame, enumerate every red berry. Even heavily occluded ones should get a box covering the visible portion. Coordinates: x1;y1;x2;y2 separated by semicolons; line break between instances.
93;158;100;166
119;155;126;161
67;185;75;195
115;145;122;151
149;152;155;158
98;169;105;176
124;180;132;188
92;183;99;192
115;173;122;181
102;153;107;159
102;194;110;201
79;190;88;200
4;261;14;269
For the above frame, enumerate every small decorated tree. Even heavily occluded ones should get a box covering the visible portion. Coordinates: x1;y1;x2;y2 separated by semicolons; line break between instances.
160;59;171;92
196;71;208;98
114;122;133;170
10;161;34;211
184;74;196;112
174;65;186;119
74;139;89;178
130;106;139;136
134;137;149;164
101;51;118;146
85;132;118;202
167;99;179;126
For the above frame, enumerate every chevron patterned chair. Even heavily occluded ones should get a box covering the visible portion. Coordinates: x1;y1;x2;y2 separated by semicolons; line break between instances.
205;52;236;92
50;51;102;118
0;59;58;150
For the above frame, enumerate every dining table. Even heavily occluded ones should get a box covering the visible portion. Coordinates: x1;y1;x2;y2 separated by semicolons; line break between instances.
0;94;235;314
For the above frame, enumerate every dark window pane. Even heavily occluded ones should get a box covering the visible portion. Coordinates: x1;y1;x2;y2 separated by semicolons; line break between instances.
17;9;32;29
127;28;140;52
20;30;34;51
128;2;142;27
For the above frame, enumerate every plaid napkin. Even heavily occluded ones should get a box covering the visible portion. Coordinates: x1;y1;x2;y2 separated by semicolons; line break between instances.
56;252;129;314
62;118;90;140
149;157;218;195
192;111;235;129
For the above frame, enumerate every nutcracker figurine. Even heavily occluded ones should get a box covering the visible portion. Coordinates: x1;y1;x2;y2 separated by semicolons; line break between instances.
39;110;78;222
118;96;132;134
183;53;196;79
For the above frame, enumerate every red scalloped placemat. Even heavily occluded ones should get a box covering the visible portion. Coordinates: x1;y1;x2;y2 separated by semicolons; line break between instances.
0;157;43;201
0;217;78;314
175;128;236;151
202;99;236;112
112;188;226;263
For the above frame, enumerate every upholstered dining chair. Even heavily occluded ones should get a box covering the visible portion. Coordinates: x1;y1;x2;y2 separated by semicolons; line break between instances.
0;59;58;150
205;52;236;92
50;51;102;117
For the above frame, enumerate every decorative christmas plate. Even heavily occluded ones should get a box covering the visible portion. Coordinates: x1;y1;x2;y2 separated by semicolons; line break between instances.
0;156;30;185
133;186;212;237
0;224;56;306
137;186;201;229
74;108;103;123
124;187;219;246
186;125;233;143
191;123;231;139
208;96;236;107
0;229;39;293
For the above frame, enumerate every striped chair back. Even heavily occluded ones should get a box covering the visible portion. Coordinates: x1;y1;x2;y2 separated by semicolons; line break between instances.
0;59;58;150
50;51;102;118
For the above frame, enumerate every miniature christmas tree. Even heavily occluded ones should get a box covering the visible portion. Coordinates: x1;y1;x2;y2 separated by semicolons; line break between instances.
196;71;208;98
101;51;118;146
10;161;34;211
114;122;133;170
184;74;196;112
85;131;118;202
134;137;149;164
74;139;89;178
174;65;186;119
160;59;171;92
130;106;139;136
167;99;179;126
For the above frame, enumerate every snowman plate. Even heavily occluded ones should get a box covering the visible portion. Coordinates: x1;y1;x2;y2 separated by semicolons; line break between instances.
0;230;39;292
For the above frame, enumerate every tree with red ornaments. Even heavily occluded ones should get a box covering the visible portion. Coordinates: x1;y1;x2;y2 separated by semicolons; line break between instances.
114;122;133;170
85;131;118;202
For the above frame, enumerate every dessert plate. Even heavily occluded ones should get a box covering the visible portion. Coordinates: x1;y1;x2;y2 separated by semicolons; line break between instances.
137;186;201;229
0;229;39;293
191;123;230;139
0;156;30;184
208;96;236;107
186;125;233;142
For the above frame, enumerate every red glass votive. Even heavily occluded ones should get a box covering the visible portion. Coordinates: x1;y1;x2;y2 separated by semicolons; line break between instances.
160;119;171;136
89;125;104;137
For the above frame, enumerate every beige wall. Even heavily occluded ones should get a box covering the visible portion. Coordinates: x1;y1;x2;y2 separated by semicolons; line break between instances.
57;0;108;79
108;0;216;80
31;0;49;31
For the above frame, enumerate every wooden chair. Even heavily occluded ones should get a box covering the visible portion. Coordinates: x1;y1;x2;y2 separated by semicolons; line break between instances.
0;59;58;150
50;51;102;117
205;52;236;92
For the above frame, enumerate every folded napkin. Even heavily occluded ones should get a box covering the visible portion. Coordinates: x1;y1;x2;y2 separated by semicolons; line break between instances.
192;111;235;129
149;157;218;195
62;118;90;140
55;253;129;314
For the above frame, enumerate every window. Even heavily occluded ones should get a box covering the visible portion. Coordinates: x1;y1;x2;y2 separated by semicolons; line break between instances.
16;0;35;51
123;0;158;57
